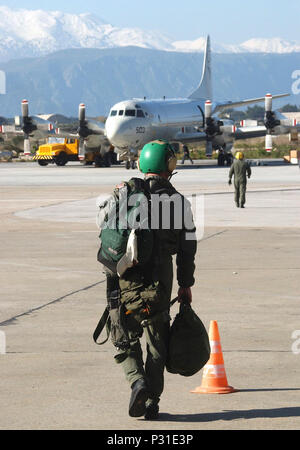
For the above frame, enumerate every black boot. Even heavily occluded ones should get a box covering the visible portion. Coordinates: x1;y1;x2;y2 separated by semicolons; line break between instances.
144;403;159;420
129;379;148;417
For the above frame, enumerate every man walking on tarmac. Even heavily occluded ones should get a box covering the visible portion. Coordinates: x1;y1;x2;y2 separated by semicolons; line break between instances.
99;140;197;421
228;151;252;208
181;144;194;165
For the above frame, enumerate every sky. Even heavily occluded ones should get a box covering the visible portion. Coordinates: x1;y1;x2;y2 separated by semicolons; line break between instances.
1;0;300;44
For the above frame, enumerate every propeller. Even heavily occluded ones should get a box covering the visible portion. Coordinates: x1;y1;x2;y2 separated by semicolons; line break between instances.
21;99;37;155
264;94;280;152
204;100;228;157
77;103;90;161
204;100;214;157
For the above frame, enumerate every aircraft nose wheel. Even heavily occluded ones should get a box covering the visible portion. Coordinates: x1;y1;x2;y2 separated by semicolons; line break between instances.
125;160;136;169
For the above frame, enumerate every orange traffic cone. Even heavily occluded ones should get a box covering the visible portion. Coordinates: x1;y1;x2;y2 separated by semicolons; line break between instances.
191;320;237;394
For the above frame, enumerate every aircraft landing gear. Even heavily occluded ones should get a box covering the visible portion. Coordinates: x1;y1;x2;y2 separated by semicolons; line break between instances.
217;145;233;167
225;152;233;166
125;158;137;170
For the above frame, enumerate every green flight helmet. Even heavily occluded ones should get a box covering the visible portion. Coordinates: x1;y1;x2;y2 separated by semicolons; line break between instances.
138;140;177;174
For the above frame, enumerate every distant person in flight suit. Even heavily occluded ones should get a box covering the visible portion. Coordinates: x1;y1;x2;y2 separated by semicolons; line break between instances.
181;145;194;165
228;151;252;208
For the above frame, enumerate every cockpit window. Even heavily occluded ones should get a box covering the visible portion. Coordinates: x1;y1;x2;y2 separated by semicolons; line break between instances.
110;110;117;116
125;110;136;117
137;110;145;118
119;110;124;116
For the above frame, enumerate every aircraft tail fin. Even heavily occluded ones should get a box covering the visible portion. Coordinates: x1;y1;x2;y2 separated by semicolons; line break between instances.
188;35;212;101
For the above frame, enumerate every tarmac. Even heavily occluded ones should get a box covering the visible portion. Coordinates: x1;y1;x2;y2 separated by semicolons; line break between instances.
0;160;300;431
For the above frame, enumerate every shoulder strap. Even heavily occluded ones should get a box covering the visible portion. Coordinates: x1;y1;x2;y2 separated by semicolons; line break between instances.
129;177;151;198
170;296;179;307
93;307;111;345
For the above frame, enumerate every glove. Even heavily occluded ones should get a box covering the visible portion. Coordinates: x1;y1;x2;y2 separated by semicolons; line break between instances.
178;287;192;304
228;179;232;186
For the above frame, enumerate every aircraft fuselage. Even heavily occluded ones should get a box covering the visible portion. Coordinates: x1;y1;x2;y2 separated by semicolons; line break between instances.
105;98;207;151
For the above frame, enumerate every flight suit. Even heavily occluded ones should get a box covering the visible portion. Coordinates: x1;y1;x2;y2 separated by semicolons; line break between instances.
181;145;194;165
229;159;252;207
113;175;197;408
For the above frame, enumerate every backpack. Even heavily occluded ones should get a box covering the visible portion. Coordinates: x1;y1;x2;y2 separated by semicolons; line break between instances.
166;303;211;377
97;178;154;277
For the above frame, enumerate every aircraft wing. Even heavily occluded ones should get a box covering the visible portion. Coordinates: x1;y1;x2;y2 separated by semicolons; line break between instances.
173;130;207;143
53;119;106;139
173;120;300;149
229;125;268;140
0;125;23;135
0;122;54;137
214;93;290;113
172;125;269;146
173;124;283;144
223;121;300;151
85;120;106;134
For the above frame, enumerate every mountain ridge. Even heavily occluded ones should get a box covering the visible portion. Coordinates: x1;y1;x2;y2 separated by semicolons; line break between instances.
0;6;300;62
0;46;299;117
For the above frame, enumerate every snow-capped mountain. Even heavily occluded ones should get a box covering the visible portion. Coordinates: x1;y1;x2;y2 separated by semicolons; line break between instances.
237;38;300;53
172;37;300;53
0;6;299;62
0;6;174;61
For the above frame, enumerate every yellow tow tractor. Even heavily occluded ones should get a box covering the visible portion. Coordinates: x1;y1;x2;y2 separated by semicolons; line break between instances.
33;137;116;167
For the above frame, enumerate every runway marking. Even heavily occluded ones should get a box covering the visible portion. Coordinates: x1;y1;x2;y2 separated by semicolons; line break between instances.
0;279;105;327
198;268;300;271
0;261;99;274
200;230;228;242
3;349;294;355
1;188;300;202
0;199;90;201
204;187;300;196
11;196;102;215
70;231;97;233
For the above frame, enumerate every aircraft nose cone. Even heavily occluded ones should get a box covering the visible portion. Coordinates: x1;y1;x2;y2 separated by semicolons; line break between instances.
105;119;128;147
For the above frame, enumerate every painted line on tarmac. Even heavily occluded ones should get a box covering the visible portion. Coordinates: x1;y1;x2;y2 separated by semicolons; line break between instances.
0;199;90;202
204;187;300;196
0;261;100;274
0;279;105;327
70;231;97;233
200;230;228;242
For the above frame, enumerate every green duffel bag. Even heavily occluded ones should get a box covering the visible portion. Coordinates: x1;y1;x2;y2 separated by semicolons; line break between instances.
166;303;211;377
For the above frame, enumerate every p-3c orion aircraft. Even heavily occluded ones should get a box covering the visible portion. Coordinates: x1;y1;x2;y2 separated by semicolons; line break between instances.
104;35;299;168
5;36;299;168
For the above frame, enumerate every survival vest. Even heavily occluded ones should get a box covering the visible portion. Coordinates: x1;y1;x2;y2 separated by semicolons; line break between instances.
97;178;154;277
